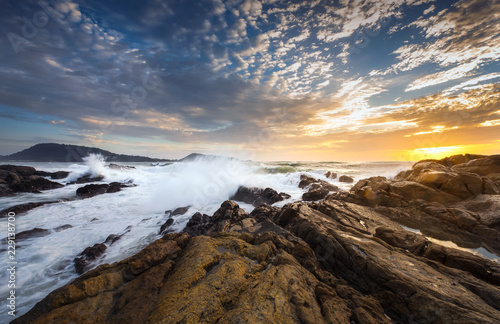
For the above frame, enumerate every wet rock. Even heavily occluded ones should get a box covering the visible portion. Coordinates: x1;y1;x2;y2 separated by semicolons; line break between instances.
159;218;174;234
325;171;337;179
230;186;287;206
1;201;59;216
171;206;190;216
17;228;51;240
183;212;212;236
106;182;126;193
68;175;105;184
0;166;64;196
74;243;107;275
76;182;131;198
76;184;109;198
302;187;329;201
299;175;339;202
54;224;73;232
48;171;70;179
339;175;354;183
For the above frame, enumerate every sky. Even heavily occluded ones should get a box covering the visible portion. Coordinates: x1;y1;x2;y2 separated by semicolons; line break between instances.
0;0;499;161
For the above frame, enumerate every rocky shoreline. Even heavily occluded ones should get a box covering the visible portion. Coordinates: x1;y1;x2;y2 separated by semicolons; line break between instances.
6;154;500;323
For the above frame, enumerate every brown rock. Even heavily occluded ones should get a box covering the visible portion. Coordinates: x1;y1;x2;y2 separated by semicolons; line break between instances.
339;175;354;183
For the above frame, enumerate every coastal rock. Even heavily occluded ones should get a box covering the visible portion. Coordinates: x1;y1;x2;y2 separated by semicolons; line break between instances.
230;186;288;206
325;171;337;179
68;175;105;184
299;175;339;202
452;155;500;177
183;212;211;236
302;187;329;201
159;218;174;234
16;198;500;324
55;224;73;232
339;175;354;183
17;227;51;240
76;184;109;198
170;206;190;216
1;201;60;216
76;182;131;198
74;243;107;275
0;165;64;196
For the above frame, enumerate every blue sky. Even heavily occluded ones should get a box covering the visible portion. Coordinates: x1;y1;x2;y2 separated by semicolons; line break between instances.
0;0;499;161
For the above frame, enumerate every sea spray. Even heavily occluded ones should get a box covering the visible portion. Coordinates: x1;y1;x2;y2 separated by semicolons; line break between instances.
65;154;108;182
144;155;261;213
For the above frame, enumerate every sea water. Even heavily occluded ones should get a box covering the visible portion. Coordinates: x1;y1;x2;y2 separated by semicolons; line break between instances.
0;155;429;319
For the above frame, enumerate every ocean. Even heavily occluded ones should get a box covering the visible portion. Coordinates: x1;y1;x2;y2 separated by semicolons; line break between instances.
0;156;415;318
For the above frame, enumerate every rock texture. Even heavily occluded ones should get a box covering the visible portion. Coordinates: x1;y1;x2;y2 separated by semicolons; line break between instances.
230;186;290;206
75;182;133;198
0;165;64;196
13;154;500;324
299;175;339;201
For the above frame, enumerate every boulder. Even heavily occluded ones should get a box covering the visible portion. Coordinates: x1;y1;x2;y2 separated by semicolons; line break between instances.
230;186;288;206
76;182;131;198
325;171;337;179
76;184;109;198
302;187;329;201
16;228;51;240
339;175;354;183
452;155;500;176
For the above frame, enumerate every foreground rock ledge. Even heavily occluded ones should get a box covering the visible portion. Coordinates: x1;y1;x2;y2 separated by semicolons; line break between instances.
14;201;500;324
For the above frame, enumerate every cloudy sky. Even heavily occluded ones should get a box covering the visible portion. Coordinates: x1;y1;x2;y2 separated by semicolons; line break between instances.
0;0;499;161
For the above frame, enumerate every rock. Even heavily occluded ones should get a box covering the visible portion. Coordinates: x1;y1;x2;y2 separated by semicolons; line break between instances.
16;200;500;324
76;182;131;198
1;201;59;216
0;165;64;196
298;175;339;202
76;184;109;198
394;169;412;180
298;174;317;188
74;243;107;275
183;212;212;236
452;155;500;176
68;175;105;184
48;171;70;179
325;171;337;179
159;218;174;234
230;186;287;206
207;200;249;234
106;182;126;193
339;175;354;183
54;224;73;232
166;206;190;216
302;187;329;201
16;228;51;240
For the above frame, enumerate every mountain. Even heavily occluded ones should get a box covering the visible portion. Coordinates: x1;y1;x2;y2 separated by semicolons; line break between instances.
0;143;173;162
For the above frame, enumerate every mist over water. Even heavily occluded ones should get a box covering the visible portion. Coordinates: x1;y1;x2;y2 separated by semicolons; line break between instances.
0;156;415;319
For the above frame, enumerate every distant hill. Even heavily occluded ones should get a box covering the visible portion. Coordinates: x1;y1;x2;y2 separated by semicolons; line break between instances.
0;143;173;162
178;153;237;162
